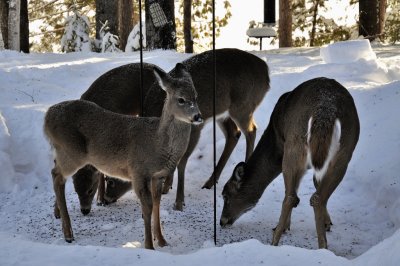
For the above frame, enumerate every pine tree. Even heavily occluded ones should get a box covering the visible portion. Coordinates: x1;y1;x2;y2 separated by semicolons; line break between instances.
29;0;95;52
292;0;355;47
60;6;91;52
385;0;400;43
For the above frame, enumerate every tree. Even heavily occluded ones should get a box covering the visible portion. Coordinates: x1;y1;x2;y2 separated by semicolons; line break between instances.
0;0;8;49
118;0;134;50
60;7;91;52
359;0;378;40
96;0;134;51
145;0;176;50
292;0;355;47
29;0;95;52
183;0;193;53
279;0;293;47
378;0;387;34
175;0;232;52
8;0;21;51
20;0;29;53
96;0;118;40
384;0;400;43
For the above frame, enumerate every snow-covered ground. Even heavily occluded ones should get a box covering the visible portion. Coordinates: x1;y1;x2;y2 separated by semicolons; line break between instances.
0;40;399;265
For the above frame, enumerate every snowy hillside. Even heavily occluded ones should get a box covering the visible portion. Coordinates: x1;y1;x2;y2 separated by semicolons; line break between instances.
0;41;399;265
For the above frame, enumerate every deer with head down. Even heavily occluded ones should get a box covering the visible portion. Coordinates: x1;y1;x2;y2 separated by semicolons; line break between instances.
73;48;270;211
44;64;203;249
220;77;360;249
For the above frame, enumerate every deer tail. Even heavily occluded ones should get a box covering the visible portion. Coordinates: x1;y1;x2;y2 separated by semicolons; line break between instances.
307;114;341;181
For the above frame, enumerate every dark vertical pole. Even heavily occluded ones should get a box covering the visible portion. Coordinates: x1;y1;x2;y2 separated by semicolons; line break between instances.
264;0;276;24
212;0;217;246
139;0;144;116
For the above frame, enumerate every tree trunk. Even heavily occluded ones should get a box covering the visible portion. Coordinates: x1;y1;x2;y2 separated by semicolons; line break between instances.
145;0;176;50
8;0;20;51
118;0;134;50
0;0;8;49
359;0;378;41
183;0;193;53
378;0;387;40
279;0;292;47
20;0;29;53
310;0;321;47
96;0;118;40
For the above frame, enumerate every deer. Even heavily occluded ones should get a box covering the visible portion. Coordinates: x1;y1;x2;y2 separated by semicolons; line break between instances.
73;48;270;211
44;63;203;249
72;62;161;214
220;77;360;249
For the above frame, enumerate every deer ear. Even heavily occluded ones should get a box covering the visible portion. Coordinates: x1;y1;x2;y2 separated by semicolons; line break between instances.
174;63;190;77
234;162;246;184
153;67;169;92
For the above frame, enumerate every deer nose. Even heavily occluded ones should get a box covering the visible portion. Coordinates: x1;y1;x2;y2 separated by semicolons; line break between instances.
220;217;230;228
192;113;203;125
81;208;91;215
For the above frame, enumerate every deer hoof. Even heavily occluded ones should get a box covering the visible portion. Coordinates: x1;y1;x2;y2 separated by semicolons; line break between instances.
202;179;214;189
173;201;184;211
158;239;169;247
162;185;171;194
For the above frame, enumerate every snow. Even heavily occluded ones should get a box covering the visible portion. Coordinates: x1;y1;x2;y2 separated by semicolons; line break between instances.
0;41;399;265
320;39;376;64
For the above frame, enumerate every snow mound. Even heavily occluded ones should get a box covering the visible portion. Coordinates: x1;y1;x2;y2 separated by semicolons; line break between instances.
320;40;377;64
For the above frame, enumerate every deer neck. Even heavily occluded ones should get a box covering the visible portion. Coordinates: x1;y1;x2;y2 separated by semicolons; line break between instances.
241;124;283;200
158;106;187;135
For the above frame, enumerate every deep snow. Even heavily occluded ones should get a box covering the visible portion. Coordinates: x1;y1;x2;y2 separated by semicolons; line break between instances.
0;41;399;265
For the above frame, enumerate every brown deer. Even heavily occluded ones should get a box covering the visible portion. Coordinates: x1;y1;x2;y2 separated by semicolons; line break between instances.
44;64;203;249
220;77;360;249
74;48;270;211
72;63;161;214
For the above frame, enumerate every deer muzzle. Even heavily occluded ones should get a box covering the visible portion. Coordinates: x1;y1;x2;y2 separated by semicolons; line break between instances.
192;113;203;125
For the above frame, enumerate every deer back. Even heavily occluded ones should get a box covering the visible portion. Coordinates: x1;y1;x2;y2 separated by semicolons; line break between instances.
272;77;360;165
144;48;270;119
81;63;164;115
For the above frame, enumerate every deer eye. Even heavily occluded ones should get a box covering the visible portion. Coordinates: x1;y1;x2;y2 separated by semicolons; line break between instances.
178;97;185;105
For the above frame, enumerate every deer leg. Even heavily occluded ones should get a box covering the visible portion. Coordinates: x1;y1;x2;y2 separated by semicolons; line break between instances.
244;117;257;161
174;155;188;211
202;118;241;189
162;174;173;194
310;155;349;249
173;125;202;210
52;166;74;243
272;146;305;246
152;175;168;247
138;183;154;250
313;175;333;231
96;173;106;206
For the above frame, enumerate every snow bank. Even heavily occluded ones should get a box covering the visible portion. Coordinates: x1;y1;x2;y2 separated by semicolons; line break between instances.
320;40;376;64
0;232;349;266
0;112;15;192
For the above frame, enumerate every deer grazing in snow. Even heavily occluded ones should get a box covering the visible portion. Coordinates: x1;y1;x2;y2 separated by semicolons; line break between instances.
73;48;270;211
44;64;203;249
220;77;360;249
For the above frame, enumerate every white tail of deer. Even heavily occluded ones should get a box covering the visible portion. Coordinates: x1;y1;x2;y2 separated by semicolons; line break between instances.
44;64;203;249
220;77;360;249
